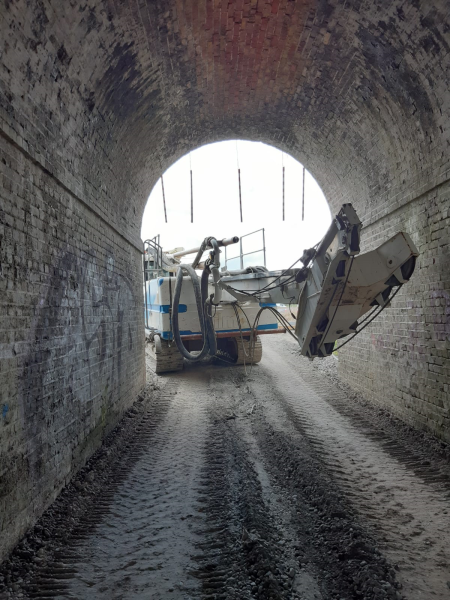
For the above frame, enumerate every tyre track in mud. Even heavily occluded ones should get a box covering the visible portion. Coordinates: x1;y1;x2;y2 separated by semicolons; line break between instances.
257;336;450;600
306;353;450;492
1;340;449;600
0;356;206;600
58;371;208;600
193;375;302;600
198;370;399;600
27;365;213;600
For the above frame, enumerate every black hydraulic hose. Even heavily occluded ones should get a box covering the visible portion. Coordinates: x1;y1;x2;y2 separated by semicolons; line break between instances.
172;264;210;361
210;237;220;255
334;286;402;352
201;267;217;356
318;255;354;354
192;241;207;269
172;263;217;361
192;235;217;269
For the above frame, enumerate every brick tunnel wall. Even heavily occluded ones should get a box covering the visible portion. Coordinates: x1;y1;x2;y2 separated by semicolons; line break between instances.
0;134;146;558
339;182;450;441
0;0;449;561
0;0;148;560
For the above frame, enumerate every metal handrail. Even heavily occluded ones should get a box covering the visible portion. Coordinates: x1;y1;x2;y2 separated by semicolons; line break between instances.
143;235;164;328
224;228;266;269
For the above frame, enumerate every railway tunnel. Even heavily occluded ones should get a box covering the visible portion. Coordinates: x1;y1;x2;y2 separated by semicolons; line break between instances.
0;1;449;598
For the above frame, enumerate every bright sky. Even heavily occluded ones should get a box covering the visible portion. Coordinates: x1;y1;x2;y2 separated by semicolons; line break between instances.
141;141;331;271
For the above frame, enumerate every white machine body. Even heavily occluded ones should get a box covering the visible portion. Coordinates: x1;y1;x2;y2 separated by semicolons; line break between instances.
145;276;277;340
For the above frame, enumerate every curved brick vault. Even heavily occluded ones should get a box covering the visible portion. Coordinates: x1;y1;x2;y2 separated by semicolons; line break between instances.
0;0;449;560
2;0;450;232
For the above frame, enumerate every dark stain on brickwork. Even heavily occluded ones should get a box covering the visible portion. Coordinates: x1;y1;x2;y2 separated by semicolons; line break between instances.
100;42;141;117
17;247;139;509
20;252;76;494
56;44;70;66
357;26;435;128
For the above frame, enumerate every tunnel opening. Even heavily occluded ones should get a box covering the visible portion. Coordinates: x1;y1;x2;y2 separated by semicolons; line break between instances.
141;140;332;272
140;140;332;370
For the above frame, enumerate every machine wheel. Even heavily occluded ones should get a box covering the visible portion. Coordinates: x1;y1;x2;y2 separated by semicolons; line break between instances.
147;334;184;374
233;335;263;365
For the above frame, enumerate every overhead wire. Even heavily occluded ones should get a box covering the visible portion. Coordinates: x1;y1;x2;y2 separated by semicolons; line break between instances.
157;153;168;223
302;165;305;221
161;174;168;223
236;140;243;222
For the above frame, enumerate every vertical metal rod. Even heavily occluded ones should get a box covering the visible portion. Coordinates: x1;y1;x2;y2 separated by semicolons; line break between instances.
157;234;161;273
161;176;168;223
236;141;243;223
190;169;193;223
240;236;243;270
282;165;285;221
143;244;148;328
238;168;243;222
262;228;266;267
302;166;305;221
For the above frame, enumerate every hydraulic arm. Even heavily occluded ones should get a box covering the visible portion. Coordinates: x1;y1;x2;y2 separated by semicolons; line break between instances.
217;204;419;358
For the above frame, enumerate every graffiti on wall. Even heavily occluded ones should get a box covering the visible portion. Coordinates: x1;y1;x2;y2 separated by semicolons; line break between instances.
18;247;142;494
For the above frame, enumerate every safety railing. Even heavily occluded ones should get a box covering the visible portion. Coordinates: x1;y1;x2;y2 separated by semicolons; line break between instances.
224;228;266;271
143;235;164;329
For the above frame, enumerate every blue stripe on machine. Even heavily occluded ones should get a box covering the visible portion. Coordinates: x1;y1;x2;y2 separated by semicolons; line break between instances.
259;302;276;307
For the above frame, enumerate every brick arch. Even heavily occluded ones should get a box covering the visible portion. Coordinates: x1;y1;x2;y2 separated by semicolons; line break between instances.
2;1;448;234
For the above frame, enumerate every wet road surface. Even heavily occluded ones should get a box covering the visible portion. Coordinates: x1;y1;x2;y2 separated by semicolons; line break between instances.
1;336;449;600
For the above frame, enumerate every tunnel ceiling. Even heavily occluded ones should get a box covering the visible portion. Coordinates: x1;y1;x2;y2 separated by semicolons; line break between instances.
1;0;449;240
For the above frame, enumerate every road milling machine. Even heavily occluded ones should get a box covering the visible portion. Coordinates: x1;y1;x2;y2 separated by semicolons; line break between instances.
144;204;419;374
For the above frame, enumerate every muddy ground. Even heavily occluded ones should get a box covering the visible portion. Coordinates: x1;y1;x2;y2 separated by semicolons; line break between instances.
1;336;449;600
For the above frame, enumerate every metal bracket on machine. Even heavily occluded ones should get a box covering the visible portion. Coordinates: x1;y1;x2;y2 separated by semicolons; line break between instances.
295;204;419;359
294;204;362;358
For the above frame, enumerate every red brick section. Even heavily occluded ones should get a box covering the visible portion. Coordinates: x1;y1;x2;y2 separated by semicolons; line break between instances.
175;0;314;115
149;1;450;228
0;0;449;561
